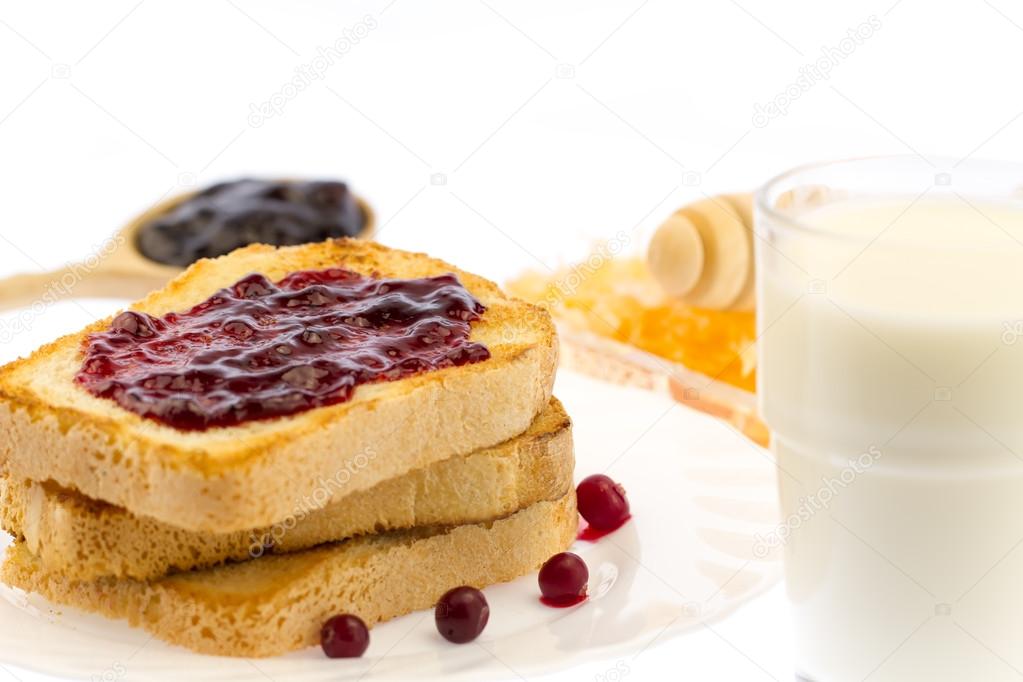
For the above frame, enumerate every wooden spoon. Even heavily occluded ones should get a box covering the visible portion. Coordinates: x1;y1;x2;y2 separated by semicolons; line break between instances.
0;187;375;312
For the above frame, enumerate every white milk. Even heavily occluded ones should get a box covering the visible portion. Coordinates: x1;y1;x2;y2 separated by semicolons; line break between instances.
758;196;1023;681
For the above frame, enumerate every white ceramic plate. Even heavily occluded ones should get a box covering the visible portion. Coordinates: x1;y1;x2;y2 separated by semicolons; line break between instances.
0;369;781;681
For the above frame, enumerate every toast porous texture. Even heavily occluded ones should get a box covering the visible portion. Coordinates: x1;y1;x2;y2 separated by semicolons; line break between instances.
0;399;573;580
2;492;578;658
0;240;558;532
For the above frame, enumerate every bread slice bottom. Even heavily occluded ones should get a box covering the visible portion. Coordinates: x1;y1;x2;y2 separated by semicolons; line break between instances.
0;398;572;582
2;492;577;658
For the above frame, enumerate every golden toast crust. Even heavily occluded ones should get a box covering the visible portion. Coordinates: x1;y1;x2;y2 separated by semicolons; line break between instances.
2;493;578;658
1;399;573;581
0;240;558;532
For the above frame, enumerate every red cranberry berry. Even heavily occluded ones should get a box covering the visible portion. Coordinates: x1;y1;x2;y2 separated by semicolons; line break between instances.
320;614;370;658
435;586;490;643
538;552;589;605
576;474;631;531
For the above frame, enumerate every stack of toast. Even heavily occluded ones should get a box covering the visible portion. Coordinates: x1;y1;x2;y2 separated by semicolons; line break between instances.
0;240;576;657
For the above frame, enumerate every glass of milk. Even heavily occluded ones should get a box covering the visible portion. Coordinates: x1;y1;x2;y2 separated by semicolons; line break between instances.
755;156;1023;682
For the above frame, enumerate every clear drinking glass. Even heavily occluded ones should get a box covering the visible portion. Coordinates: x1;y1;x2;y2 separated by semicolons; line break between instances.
755;157;1023;682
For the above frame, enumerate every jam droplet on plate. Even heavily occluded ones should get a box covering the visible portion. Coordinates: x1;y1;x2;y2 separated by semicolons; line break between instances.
539;594;588;608
577;521;633;543
75;269;491;431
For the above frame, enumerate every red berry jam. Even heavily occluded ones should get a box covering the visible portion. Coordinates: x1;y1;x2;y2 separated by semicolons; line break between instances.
576;474;631;536
435;586;490;643
320;614;370;658
75;269;491;430
577;522;624;543
538;552;588;607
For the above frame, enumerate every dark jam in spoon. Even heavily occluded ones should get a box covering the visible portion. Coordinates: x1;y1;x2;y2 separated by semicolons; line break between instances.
75;269;490;431
136;179;366;267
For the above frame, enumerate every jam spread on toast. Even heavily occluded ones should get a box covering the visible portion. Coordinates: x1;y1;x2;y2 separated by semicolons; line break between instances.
76;268;490;430
136;179;365;267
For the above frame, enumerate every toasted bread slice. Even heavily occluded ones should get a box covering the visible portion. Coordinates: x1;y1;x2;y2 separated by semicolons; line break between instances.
0;398;572;581
2;492;577;658
0;240;557;532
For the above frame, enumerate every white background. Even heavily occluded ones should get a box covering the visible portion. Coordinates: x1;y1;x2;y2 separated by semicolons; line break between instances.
0;0;1021;679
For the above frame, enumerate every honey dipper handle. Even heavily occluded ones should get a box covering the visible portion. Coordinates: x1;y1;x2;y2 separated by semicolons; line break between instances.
0;264;171;312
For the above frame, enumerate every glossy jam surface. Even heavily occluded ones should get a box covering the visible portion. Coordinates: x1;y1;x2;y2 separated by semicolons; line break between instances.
76;269;490;430
136;179;366;267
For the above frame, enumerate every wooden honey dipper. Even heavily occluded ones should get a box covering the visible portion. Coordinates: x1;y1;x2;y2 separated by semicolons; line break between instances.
646;193;755;312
